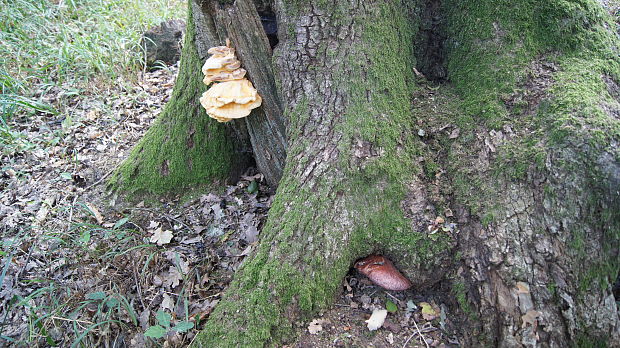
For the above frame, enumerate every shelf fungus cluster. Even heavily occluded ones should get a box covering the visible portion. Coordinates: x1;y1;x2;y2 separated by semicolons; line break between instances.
354;255;412;291
199;41;262;122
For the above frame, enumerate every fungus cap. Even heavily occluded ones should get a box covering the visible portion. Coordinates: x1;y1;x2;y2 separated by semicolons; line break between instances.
199;79;262;122
354;255;412;291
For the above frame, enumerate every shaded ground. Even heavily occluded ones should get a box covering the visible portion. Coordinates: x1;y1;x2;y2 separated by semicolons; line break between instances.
1;62;463;347
292;272;461;348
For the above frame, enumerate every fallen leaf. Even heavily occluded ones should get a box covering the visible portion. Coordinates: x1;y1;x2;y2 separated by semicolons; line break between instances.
449;128;460;139
383;319;401;333
139;309;151;330
34;204;49;226
308;319;327;334
85;202;104;224
406;300;417;312
150;228;173;246
181;236;202;244
386;332;394;344
163;266;183;289
161;293;174;311
343;279;352;292
243;225;259;243
366;309;388;331
386;300;397;313
210;204;224;219
420;302;439;321
247;180;258;194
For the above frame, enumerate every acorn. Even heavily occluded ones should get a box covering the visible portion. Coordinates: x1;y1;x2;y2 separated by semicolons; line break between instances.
354;255;412;291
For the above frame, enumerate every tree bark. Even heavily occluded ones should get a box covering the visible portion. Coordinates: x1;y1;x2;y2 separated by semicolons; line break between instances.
108;5;254;195
118;0;620;346
192;0;287;186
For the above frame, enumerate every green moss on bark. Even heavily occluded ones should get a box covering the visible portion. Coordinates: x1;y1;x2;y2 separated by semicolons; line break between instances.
443;0;617;126
107;4;235;196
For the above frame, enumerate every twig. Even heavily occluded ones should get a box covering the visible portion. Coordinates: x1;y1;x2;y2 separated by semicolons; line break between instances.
85;168;115;190
129;207;195;234
333;303;351;307
132;258;146;311
386;292;401;304
15;238;39;281
49;316;93;325
403;316;430;348
66;195;78;231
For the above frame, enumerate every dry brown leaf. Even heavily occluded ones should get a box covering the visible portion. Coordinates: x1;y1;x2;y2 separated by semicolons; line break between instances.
163;266;183;289
161;293;174;311
85;202;103;224
150;227;173;246
308;319;327;335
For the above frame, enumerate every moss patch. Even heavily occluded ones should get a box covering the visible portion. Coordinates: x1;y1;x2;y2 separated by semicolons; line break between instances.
108;4;236;197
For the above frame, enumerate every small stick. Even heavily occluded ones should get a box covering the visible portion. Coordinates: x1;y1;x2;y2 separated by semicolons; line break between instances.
403;316;430;348
129;207;195;234
49;316;94;325
66;195;78;230
386;292;401;304
132;258;147;311
85;168;114;190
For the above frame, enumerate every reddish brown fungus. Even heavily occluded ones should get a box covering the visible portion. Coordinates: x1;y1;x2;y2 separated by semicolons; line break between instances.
354;255;412;291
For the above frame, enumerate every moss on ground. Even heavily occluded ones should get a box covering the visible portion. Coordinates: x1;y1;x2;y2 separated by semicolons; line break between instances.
108;4;235;197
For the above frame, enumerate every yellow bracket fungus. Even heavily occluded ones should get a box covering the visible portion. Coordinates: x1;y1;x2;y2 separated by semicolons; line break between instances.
200;40;262;122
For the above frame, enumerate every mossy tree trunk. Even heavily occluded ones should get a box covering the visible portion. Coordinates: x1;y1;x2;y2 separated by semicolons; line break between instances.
116;0;620;346
108;5;257;195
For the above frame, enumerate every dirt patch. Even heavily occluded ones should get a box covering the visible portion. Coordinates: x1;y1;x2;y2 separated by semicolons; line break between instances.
292;272;460;348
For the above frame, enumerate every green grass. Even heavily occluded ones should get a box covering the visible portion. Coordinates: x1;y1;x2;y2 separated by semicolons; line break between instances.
0;0;183;123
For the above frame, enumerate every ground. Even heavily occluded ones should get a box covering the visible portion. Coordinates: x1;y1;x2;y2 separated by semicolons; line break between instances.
1;64;462;347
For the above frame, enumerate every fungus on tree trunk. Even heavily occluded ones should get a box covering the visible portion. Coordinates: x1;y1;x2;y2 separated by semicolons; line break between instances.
199;40;262;122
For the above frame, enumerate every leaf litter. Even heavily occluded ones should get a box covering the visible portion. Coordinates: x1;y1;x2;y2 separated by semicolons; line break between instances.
293;270;462;348
0;63;275;347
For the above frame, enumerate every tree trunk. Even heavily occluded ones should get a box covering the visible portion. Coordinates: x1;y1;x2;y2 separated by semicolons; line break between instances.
117;0;620;346
107;5;255;195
